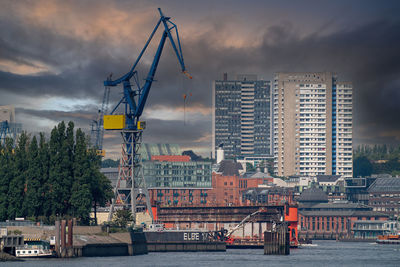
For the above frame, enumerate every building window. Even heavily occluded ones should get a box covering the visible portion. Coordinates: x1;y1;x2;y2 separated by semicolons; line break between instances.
336;218;339;231
312;217;315;231
341;217;344;232
327;217;330;231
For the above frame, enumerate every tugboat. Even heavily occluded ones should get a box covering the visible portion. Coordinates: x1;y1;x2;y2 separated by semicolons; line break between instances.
15;238;54;258
376;234;400;244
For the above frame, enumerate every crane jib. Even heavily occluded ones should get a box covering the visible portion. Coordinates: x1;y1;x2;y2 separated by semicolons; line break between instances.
103;8;191;132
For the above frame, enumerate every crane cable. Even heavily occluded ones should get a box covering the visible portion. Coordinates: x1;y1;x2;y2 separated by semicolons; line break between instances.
182;73;191;126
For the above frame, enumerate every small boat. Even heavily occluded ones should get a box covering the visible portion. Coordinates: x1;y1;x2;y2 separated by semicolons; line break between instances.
15;239;54;258
376;234;400;244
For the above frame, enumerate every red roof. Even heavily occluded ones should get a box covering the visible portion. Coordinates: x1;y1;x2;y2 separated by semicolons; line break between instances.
151;155;191;162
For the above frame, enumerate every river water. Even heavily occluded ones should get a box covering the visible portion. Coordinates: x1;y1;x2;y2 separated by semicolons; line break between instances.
5;241;400;267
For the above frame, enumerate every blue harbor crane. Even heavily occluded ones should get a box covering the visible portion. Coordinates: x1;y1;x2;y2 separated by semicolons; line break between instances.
90;83;110;157
0;121;10;145
104;8;191;222
0;120;22;146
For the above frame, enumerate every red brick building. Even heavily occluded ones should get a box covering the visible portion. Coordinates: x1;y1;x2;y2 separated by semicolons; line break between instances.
298;187;389;239
151;155;191;162
148;159;285;207
149;188;209;207
207;161;271;206
208;173;241;206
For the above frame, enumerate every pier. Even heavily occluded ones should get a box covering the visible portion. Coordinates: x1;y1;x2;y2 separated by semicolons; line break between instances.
264;223;290;255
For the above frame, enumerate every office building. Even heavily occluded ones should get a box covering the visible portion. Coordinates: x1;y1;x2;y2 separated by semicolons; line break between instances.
273;72;353;178
143;155;212;189
212;74;271;159
368;177;400;219
0;105;15;122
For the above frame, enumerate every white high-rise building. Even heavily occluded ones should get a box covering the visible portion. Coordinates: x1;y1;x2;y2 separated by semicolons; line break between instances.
273;72;352;178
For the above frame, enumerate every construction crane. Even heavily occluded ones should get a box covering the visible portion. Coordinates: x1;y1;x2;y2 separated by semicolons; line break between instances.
0;121;10;145
104;8;191;222
90;82;110;157
0;121;22;146
227;208;266;238
216;207;266;245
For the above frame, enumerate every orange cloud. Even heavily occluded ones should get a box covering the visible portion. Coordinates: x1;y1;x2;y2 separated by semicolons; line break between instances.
0;59;53;75
12;0;158;46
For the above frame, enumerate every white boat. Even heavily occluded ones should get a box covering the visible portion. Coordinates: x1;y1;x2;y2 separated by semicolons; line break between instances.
15;240;53;258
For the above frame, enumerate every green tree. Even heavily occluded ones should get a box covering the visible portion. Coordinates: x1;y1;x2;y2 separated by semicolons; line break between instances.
246;162;256;172
62;121;75;214
353;156;373;177
0;138;14;220
22;136;42;217
70;183;92;225
47;121;76;216
38;133;50;217
70;128;92;225
8;132;29;218
89;150;113;225
112;209;133;228
0;121;113;222
47;125;62;216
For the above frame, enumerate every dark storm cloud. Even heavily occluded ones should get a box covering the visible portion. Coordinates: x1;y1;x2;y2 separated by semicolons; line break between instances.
149;19;400;145
16;107;96;128
143;117;210;147
15;106;212;157
1;1;400;155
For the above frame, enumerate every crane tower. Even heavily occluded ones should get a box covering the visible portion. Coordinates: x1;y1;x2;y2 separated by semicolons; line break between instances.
104;8;191;223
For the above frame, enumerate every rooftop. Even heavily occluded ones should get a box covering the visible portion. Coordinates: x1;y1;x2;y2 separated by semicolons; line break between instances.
299;202;371;211
299;210;387;217
298;187;329;203
368;177;400;192
217;160;243;176
316;175;341;183
243;171;274;179
243;187;293;195
151;155;191;162
140;143;181;161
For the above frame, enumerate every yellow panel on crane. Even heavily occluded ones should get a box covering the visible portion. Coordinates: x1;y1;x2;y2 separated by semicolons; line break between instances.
96;149;106;157
104;115;126;130
137;121;146;130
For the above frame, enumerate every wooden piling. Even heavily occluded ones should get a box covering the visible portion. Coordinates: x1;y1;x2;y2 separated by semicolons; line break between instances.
55;220;60;257
67;219;73;248
66;219;74;257
61;220;66;257
264;223;290;255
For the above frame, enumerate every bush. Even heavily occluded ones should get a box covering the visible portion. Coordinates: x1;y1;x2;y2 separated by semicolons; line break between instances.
13;230;22;235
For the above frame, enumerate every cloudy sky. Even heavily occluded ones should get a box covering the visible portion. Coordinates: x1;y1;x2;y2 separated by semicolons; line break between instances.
1;0;400;158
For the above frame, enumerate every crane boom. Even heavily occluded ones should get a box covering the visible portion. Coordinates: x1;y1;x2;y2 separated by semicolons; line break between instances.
105;8;191;223
226;208;266;238
91;84;110;156
104;8;190;129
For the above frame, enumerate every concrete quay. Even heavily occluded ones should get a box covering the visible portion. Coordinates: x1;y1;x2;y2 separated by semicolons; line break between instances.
147;241;226;252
